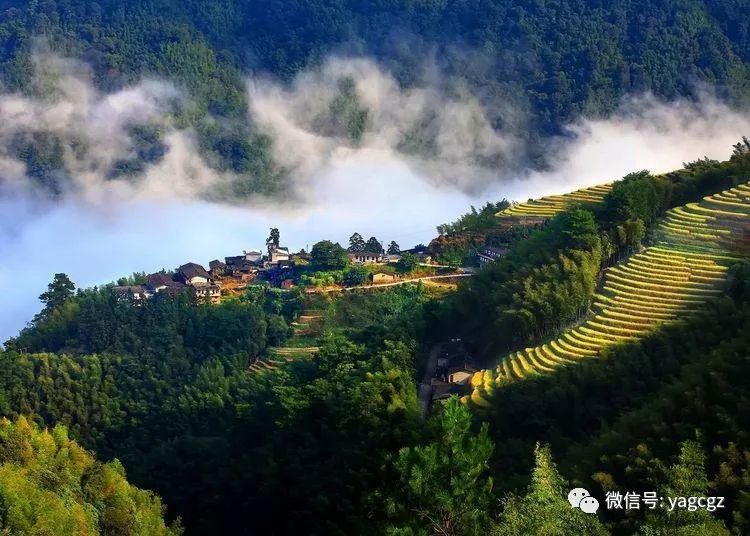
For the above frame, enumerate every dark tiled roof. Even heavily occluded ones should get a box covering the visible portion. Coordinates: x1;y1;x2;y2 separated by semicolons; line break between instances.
178;262;210;280
146;272;175;289
112;285;148;296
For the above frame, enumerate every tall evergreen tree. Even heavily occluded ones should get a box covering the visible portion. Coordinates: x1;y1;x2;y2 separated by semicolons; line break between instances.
365;237;384;254
496;444;607;535
640;441;730;535
35;273;75;321
349;232;366;252
266;227;280;253
388;398;495;535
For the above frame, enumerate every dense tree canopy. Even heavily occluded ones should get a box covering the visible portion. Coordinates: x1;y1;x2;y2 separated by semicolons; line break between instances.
0;416;179;535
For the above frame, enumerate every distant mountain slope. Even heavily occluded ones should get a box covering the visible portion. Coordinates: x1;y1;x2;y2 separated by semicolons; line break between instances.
469;181;750;406
2;0;750;193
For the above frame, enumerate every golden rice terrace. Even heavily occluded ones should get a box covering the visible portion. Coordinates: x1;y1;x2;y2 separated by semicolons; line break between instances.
469;182;750;407
498;183;613;218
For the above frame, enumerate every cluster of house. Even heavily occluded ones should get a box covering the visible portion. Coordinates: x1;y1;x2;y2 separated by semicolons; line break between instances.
112;262;222;304
348;248;434;283
111;244;305;304
110;242;440;304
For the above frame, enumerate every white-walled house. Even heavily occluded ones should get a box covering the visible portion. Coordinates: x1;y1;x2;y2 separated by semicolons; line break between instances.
269;247;290;264
244;250;263;263
348;251;383;264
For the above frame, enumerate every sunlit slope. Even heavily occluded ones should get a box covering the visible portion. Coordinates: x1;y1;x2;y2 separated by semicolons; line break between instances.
470;183;750;406
498;183;612;218
655;183;750;252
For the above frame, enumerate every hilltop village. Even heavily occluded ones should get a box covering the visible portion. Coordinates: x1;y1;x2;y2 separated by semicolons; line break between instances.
109;229;461;305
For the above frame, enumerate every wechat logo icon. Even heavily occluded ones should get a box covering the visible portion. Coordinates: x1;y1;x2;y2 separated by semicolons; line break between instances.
568;488;600;514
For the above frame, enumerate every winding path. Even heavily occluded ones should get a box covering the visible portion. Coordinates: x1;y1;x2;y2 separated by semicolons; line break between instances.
304;272;472;294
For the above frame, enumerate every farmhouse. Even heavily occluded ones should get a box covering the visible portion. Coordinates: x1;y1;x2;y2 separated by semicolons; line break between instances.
225;256;259;276
194;284;222;304
269;247;290;264
447;366;475;385
112;285;151;302
349;251;382;264
177;263;211;286
244;250;263;263
146;272;179;293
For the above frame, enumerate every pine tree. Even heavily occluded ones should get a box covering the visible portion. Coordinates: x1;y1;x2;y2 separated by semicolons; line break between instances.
496;444;607;536
365;237;384;254
349;232;366;252
639;441;730;535
388;397;495;535
35;273;75;321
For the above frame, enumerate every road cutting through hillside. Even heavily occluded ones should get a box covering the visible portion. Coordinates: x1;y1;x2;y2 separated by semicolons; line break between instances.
304;272;473;293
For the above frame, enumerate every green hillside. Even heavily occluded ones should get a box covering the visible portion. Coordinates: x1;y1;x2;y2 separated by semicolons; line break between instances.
3;0;750;196
0;416;179;535
4;156;750;534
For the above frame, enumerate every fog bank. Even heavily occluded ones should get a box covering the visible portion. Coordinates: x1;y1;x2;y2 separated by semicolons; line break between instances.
2;55;750;340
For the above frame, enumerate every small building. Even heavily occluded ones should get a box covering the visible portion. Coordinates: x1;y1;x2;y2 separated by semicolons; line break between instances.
291;250;312;263
225;256;260;276
269;247;290;264
383;254;401;263
177;263;211;286
371;272;396;284
280;279;295;289
447;366;475;385
477;246;509;266
146;272;176;293
349;251;383;264
111;285;151;303
244;250;263;263
208;259;226;278
194;284;222;304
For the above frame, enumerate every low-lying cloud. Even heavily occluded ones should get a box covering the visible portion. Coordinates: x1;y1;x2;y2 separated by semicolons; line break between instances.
248;57;520;193
1;53;750;340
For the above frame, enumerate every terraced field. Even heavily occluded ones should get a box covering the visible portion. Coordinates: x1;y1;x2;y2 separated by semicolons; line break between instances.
498;183;612;218
469;182;750;406
248;310;323;374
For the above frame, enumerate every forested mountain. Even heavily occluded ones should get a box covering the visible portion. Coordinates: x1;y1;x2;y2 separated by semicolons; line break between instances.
4;1;750;533
3;146;750;534
2;0;750;195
